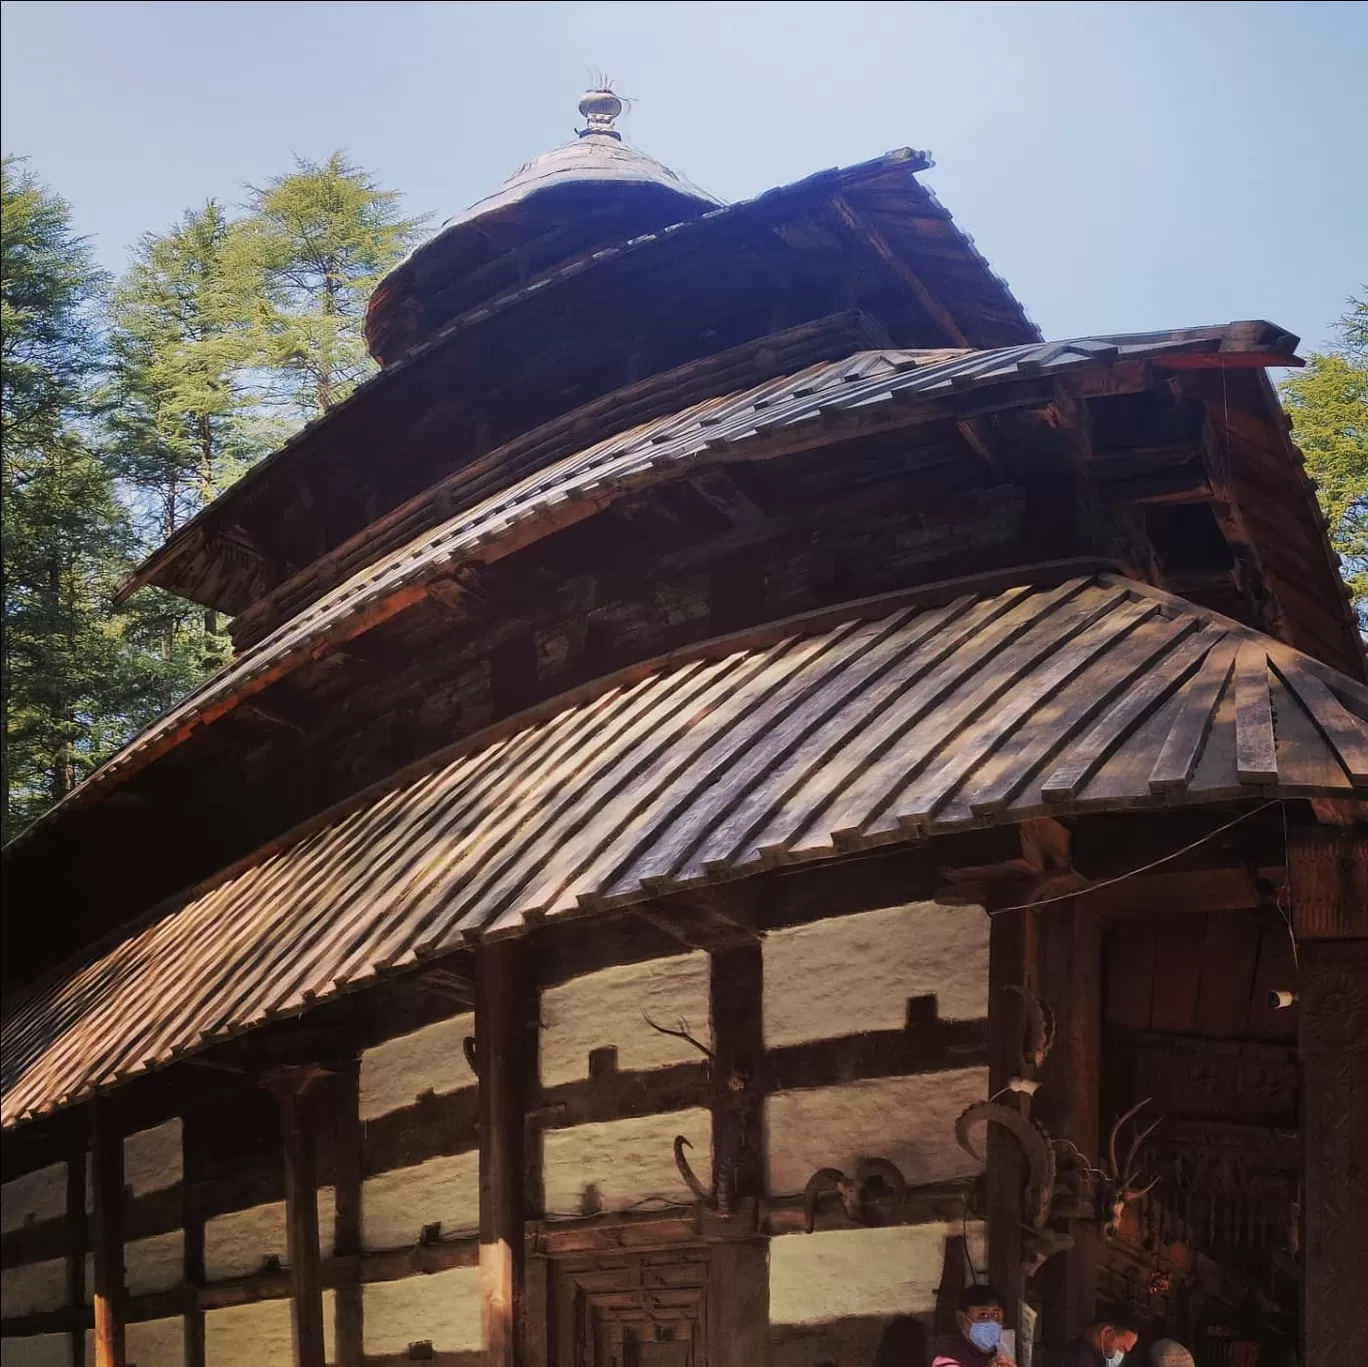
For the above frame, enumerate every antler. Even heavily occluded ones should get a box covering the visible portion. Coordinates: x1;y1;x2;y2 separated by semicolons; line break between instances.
1107;1097;1161;1196
956;1101;1056;1229
673;1135;717;1209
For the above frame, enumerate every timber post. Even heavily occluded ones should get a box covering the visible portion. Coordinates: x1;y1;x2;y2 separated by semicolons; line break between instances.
986;903;1035;1326
1034;899;1100;1340
477;938;531;1367
1289;830;1368;1367
65;1146;88;1367
333;1058;365;1367
89;1094;126;1367
266;1067;329;1367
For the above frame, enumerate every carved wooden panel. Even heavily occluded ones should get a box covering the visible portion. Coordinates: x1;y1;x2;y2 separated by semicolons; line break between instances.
552;1247;711;1367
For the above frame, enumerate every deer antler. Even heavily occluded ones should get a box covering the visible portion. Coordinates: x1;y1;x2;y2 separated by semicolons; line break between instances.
673;1135;716;1209
1107;1097;1161;1196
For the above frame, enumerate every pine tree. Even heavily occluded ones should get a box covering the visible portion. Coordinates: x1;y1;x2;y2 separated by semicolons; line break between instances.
237;152;425;420
106;201;268;696
2;158;132;838
1283;290;1368;626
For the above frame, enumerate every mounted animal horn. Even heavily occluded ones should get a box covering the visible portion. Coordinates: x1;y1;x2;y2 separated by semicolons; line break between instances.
955;1101;1056;1229
1004;984;1055;1075
803;1167;856;1233
674;1135;717;1210
1102;1097;1161;1238
855;1157;908;1216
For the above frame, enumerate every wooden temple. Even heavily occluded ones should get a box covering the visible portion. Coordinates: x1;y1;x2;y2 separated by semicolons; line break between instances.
3;87;1365;1367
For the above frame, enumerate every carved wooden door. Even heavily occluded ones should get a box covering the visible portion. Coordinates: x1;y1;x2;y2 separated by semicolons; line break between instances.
551;1246;711;1367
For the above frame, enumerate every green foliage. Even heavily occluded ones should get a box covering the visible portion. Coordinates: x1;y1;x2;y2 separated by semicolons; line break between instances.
237;153;426;418
1282;290;1368;625
2;149;423;839
2;157;133;838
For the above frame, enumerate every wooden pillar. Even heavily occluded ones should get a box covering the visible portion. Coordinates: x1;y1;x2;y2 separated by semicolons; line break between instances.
182;1113;207;1367
1034;900;1100;1340
66;1150;88;1367
986;906;1035;1323
1290;830;1368;1367
269;1071;327;1367
709;940;768;1367
477;939;530;1367
90;1095;126;1367
333;1060;365;1367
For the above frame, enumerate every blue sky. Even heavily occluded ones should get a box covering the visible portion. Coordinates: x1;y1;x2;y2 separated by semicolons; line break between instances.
2;0;1363;352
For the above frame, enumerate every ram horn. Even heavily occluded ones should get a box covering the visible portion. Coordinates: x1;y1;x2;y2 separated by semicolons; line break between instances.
955;1100;1056;1229
856;1157;908;1215
674;1135;717;1209
803;1167;849;1233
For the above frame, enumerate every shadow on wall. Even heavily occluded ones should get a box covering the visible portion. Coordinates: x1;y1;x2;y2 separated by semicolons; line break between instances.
873;1317;930;1367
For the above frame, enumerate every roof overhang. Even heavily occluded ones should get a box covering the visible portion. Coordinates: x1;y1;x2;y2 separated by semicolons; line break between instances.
3;571;1365;1128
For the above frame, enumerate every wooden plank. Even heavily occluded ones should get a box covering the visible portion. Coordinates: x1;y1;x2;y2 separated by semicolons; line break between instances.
1193;910;1265;1037
828;195;971;346
182;1114;206;1367
1148;914;1208;1034
1148;639;1237;792
1041;625;1226;799
1300;939;1368;1367
1104;920;1156;1030
1234;641;1277;784
1271;651;1368;786
273;1075;326;1367
476;940;529;1367
90;1095;126;1367
332;1062;364;1367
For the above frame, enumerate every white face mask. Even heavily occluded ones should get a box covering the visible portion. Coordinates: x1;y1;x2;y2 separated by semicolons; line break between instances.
1104;1346;1127;1367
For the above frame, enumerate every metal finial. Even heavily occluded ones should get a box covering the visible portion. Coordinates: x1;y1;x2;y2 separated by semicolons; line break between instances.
578;85;623;140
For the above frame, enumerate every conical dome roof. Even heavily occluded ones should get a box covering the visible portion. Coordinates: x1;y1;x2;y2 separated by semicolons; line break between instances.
366;88;720;364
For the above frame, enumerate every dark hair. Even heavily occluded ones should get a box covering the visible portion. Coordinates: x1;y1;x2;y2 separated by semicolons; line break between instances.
1095;1305;1143;1334
957;1283;1006;1313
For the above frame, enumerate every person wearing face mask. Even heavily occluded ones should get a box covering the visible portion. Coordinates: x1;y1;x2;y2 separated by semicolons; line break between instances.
1053;1308;1142;1367
931;1284;1017;1367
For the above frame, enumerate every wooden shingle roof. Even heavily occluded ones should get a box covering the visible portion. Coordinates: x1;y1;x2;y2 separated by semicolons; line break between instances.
4;573;1364;1128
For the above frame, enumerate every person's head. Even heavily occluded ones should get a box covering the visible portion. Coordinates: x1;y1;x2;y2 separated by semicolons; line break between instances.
1150;1341;1195;1367
955;1284;1006;1354
1089;1307;1142;1364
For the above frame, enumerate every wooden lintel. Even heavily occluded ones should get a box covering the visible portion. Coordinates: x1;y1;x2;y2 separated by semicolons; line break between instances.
828;194;970;347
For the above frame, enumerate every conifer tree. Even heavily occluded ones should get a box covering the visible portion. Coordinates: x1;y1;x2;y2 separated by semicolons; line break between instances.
237;152;425;419
1283;290;1368;625
2;157;132;838
106;201;268;694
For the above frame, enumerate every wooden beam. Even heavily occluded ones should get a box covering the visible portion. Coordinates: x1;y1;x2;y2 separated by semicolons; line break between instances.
1034;901;1100;1340
332;1061;364;1367
828;194;971;347
65;1152;86;1367
1299;937;1367;1367
986;907;1034;1327
90;1096;126;1367
267;1069;328;1367
476;940;530;1367
709;944;766;1222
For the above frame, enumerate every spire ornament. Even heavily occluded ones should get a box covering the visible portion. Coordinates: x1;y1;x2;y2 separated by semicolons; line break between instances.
578;85;623;140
